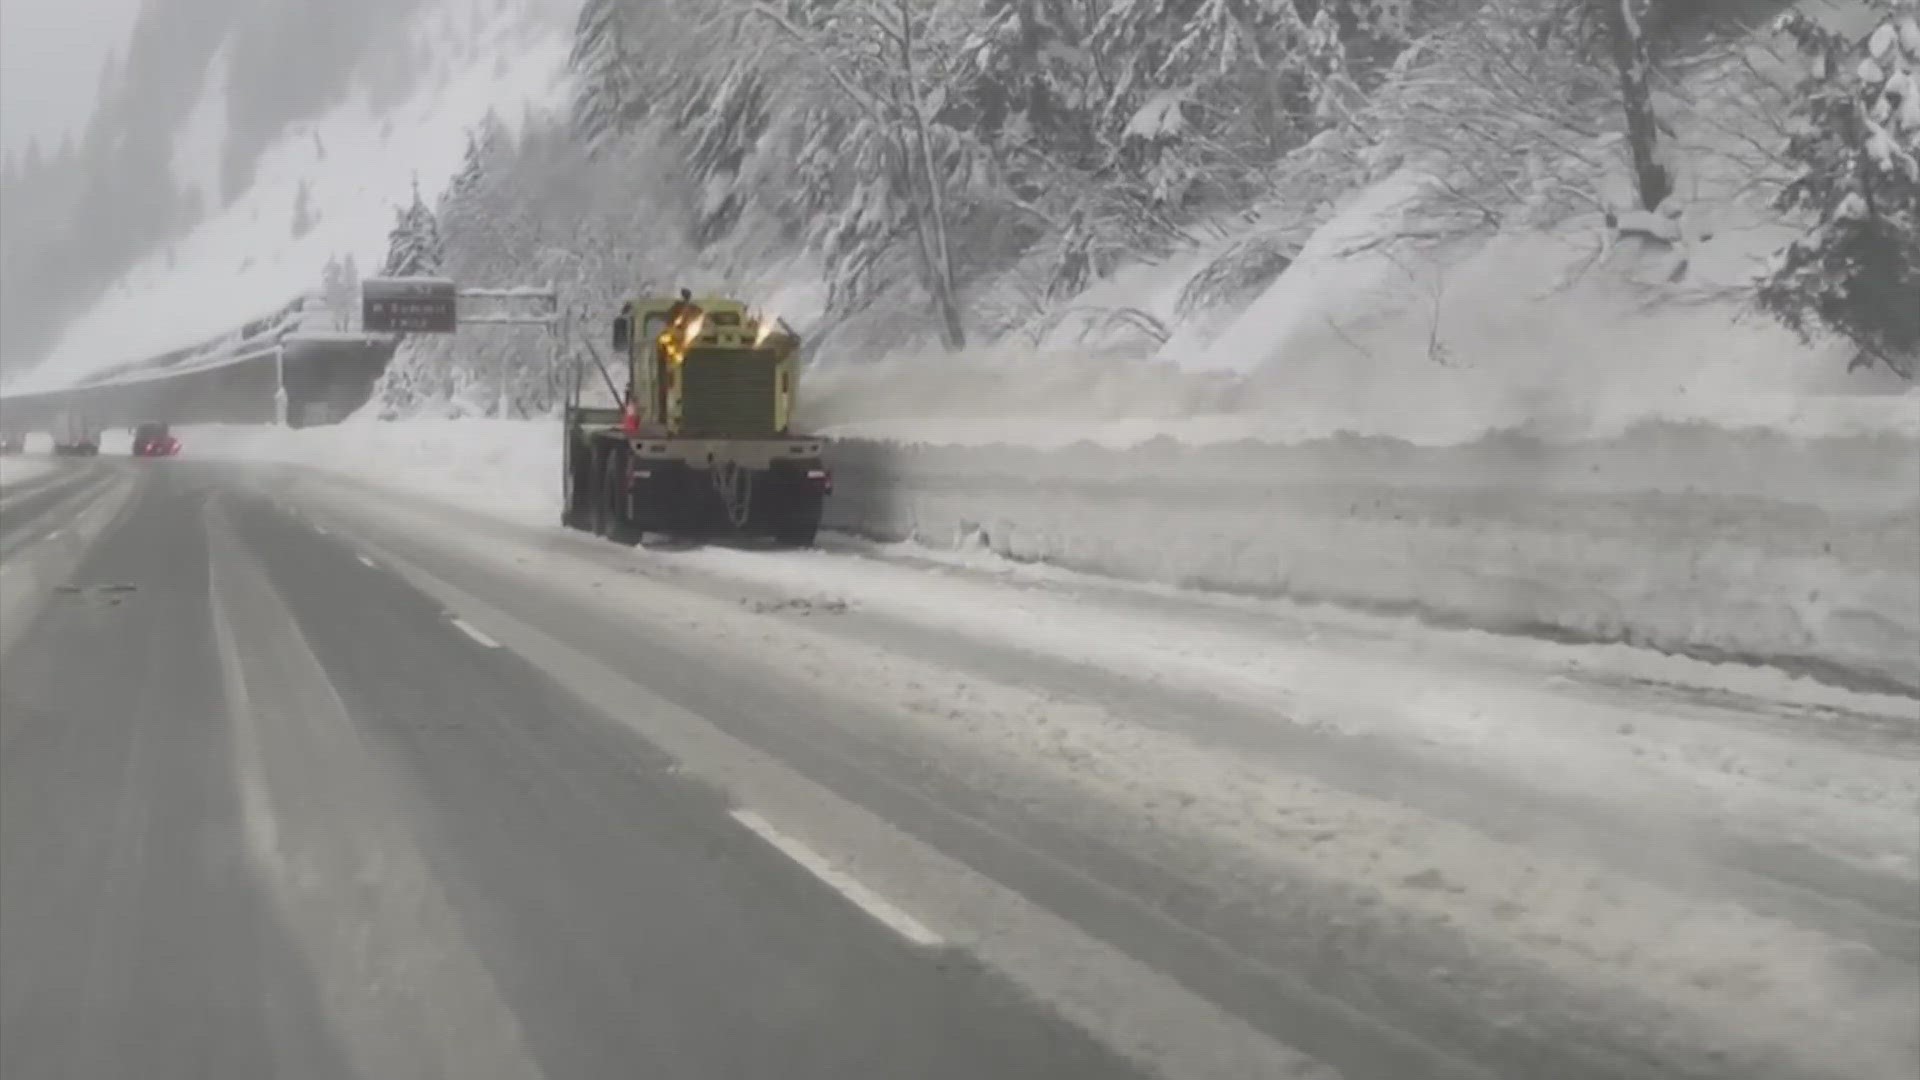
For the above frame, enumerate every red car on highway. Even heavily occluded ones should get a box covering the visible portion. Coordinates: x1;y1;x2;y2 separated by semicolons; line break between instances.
132;422;181;457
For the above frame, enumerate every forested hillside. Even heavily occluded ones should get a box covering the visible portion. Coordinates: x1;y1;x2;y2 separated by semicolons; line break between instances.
374;0;1915;420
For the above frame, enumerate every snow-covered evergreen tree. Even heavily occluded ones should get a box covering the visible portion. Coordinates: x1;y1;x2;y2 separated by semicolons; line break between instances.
322;255;344;326
383;178;446;278
438;114;507;246
291;178;317;238
569;0;644;152
670;59;770;241
322;253;362;330
1758;1;1920;377
445;132;486;211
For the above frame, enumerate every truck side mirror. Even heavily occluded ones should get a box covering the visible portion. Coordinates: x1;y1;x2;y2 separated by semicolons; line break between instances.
612;315;631;353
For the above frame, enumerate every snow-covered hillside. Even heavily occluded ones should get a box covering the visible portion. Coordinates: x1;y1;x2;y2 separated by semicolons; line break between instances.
799;0;1920;446
9;0;575;394
391;0;1915;446
18;0;1918;451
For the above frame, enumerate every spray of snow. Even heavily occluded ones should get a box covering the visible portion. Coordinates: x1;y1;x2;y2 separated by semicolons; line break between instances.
181;418;558;525
808;200;1920;446
1191;167;1434;376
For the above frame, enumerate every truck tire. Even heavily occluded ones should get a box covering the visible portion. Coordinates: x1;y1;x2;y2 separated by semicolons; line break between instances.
561;437;576;527
599;449;633;544
562;436;585;529
773;499;822;546
772;483;824;546
773;520;820;546
590;449;612;538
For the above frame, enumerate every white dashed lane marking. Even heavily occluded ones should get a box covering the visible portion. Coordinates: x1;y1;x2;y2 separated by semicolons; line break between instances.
450;617;502;650
729;808;945;949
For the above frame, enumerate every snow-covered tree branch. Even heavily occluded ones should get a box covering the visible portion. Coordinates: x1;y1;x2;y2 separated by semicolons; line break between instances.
1757;0;1920;377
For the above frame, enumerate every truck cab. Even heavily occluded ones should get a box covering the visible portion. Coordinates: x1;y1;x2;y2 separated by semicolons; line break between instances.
610;293;800;438
564;290;830;544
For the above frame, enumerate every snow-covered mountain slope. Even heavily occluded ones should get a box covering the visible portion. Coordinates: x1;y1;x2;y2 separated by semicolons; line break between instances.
805;157;1918;444
799;0;1918;446
803;211;1920;447
11;0;575;395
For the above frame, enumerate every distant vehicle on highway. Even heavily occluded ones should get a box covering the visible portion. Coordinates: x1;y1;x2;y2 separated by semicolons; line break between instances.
52;412;100;456
0;433;23;454
132;421;181;457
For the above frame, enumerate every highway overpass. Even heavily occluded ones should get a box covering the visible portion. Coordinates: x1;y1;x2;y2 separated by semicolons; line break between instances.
0;297;398;436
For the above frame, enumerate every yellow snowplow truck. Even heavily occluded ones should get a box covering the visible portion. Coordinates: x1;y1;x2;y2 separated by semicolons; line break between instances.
563;291;831;544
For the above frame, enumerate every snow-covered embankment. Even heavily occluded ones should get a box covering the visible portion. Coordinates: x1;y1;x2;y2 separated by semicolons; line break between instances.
184;417;1920;694
823;429;1920;695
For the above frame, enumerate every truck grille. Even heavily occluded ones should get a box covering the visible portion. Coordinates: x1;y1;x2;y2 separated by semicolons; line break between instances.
680;348;777;436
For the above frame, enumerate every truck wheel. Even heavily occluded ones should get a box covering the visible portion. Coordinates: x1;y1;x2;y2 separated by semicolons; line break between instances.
774;521;819;546
773;487;824;546
590;450;612;538
773;505;821;546
599;450;632;543
562;440;584;529
582;448;607;536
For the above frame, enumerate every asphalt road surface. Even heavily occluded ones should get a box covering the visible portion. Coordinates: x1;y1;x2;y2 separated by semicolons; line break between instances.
2;456;1913;1080
0;460;1155;1080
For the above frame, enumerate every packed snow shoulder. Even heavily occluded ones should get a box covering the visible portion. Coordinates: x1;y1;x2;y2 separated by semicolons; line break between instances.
182;417;1920;695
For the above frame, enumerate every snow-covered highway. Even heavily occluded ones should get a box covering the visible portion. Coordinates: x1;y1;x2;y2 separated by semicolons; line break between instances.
1;452;1915;1080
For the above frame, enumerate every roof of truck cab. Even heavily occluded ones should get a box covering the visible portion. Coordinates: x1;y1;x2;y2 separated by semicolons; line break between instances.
631;296;750;311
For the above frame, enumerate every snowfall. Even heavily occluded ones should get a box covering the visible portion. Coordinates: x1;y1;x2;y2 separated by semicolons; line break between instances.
14;0;1915;691
1;0;1917;1072
0;0;1912;691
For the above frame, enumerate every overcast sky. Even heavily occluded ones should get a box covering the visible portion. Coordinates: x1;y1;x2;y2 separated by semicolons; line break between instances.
1;0;143;159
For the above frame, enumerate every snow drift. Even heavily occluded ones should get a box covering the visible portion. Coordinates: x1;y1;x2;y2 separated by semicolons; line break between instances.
180;416;1920;694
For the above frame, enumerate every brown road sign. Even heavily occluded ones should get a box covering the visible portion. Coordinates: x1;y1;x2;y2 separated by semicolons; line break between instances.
362;277;457;333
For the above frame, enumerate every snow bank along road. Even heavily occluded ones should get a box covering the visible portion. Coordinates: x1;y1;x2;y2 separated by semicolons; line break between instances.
822;433;1920;696
2;455;1916;1080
